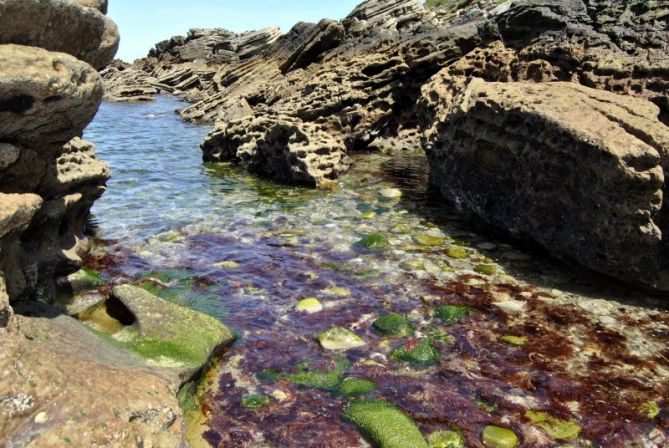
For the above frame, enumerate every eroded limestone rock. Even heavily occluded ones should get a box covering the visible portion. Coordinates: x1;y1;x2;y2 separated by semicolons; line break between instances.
421;77;669;289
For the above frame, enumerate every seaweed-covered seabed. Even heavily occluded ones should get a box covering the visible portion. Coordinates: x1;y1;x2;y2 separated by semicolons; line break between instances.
85;96;668;447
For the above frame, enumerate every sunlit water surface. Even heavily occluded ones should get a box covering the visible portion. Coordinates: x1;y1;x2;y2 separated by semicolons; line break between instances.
84;96;669;448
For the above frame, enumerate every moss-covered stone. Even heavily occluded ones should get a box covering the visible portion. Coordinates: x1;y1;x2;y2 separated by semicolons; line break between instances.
270;358;350;390
66;268;106;292
343;400;429;448
391;338;439;366
482;426;519;448
108;285;235;369
525;411;581;441
339;378;377;397
324;286;351;297
427;430;465;448
413;234;445;247
500;335;528;346
358;233;390;250
242;394;271;410
373;313;414;337
446;248;469;259
296;298;323;313
435;305;471;325
474;264;497;276
214;260;240;269
318;327;365;351
360;211;377;219
640;401;660;420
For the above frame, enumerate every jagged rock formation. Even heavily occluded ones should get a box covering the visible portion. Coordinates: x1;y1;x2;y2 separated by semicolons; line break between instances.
103;0;669;290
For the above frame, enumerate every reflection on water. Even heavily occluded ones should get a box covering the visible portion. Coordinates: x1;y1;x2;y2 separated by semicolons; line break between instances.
84;96;669;448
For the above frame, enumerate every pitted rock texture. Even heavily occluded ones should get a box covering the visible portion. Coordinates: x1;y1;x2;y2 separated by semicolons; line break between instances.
0;0;119;69
103;0;669;289
422;77;669;289
0;44;103;149
202;115;352;188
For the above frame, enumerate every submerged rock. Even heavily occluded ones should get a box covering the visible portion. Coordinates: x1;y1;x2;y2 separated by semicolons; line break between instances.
343;399;429;448
427;430;465;448
373;313;414;337
339;378;377;397
481;425;519;448
317;327;365;351
525;411;581;441
358;233;391;250
99;285;236;375
391;338;439;366
296;297;324;313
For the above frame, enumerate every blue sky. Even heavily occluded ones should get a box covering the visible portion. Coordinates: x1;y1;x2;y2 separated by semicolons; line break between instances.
108;0;362;61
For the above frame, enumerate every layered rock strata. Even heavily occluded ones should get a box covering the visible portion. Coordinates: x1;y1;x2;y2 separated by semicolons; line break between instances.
103;0;669;290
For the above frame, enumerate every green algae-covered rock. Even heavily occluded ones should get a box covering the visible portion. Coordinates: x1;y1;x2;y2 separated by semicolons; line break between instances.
525;411;581;441
427;430;465;448
66;268;105;292
482;426;519;448
242;394;271;410
474;264;497;276
640;401;660;420
373;313;414;337
343;400;429;448
214;260;240;269
318;327;365;351
446;248;469;259
500;335;529;346
296;298;323;313
358;233;390;250
339;378;377;397
109;285;235;370
278;358;350;390
436;305;471;325
391;338;439;366
414;234;445;247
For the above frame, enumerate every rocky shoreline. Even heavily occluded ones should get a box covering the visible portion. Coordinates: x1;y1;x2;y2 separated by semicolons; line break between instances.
103;0;669;290
0;1;235;446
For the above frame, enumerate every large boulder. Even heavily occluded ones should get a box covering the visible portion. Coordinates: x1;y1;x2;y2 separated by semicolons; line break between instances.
421;75;669;290
0;0;119;69
202;115;352;187
0;44;103;150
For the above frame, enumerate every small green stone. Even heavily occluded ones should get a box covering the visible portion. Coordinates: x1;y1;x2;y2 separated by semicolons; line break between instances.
427;430;465;448
435;305;471;325
373;313;414;337
360;211;377;219
343;400;429;448
318;327;365;351
525;411;581;441
339;378;377;397
391;338;439;366
296;298;323;314
324;286;351;297
241;394;271;410
358;233;391;250
474;264;497;276
413;234;445;247
447;248;469;260
215;260;240;269
482;426;519;448
500;335;529;346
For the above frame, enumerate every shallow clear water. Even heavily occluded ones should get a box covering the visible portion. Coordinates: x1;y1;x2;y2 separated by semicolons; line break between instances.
84;96;669;447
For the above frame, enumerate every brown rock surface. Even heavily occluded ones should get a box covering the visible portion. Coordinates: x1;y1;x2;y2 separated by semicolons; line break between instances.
0;0;119;69
422;76;669;289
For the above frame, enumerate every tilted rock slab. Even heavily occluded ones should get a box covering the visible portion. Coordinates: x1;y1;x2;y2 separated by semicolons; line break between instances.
0;44;103;150
0;0;119;69
421;76;669;289
202;115;352;187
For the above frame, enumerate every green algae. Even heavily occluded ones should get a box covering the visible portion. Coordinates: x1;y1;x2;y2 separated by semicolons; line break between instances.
343;400;429;448
525;411;581;441
358;233;391;250
446;248;469;259
214;260;240;269
474;398;499;414
500;335;529;346
482;426;519;448
413;234;446;247
640;401;660;419
427;430;465;448
338;378;377;397
373;313;414;337
435;305;471;325
265;358;351;391
67;268;106;290
391;338;439;366
242;394;271;410
295;298;323;313
474;264;497;276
